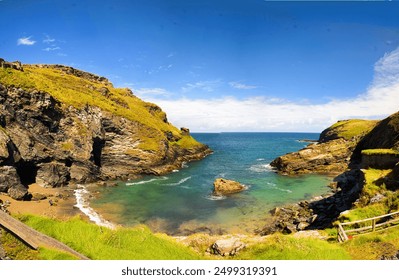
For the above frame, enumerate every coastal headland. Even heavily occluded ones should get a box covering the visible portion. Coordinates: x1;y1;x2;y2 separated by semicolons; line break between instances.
2;59;399;260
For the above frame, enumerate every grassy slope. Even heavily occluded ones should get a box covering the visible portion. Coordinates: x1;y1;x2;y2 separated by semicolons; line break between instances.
236;234;351;260
328;119;378;140
15;215;203;260
0;66;201;151
5;213;399;260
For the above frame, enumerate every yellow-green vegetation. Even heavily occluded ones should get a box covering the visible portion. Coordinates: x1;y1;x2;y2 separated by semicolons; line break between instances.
329;119;378;140
339;169;399;222
17;215;203;260
0;229;77;260
361;148;399;155
342;226;399;259
0;65;202;151
6;214;399;260
235;234;351;260
60;141;74;151
173;135;203;149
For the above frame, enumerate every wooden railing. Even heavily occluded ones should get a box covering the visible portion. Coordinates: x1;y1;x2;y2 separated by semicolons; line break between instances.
337;211;399;242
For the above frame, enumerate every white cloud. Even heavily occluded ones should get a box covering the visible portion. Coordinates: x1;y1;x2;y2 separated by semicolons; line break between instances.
17;36;36;46
43;47;61;52
229;81;257;90
43;35;56;44
134;87;171;97
182;80;221;93
144;46;399;132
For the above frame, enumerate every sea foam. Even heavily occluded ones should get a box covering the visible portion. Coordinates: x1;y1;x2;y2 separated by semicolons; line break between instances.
165;176;192;186
74;185;116;229
249;163;275;173
125;176;168;186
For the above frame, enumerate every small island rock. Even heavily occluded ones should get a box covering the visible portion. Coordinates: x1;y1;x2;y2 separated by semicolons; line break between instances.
213;178;246;195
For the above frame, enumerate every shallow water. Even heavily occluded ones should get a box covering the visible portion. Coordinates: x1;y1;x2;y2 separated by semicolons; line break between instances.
89;133;332;235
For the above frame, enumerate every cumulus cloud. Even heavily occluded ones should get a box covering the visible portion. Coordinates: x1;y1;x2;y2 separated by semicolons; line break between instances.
17;36;36;46
145;46;399;132
229;81;257;90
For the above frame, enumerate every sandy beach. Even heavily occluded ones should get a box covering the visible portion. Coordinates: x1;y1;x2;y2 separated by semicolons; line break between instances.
0;184;81;220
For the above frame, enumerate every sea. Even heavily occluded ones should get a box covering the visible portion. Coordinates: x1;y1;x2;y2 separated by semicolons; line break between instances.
76;133;333;235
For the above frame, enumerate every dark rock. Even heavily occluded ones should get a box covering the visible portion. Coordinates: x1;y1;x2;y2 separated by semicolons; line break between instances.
181;127;190;136
36;162;70;188
7;184;28;200
0;166;25;196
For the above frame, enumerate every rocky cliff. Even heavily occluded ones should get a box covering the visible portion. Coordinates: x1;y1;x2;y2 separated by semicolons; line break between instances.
265;112;399;234
270;119;378;175
0;59;211;200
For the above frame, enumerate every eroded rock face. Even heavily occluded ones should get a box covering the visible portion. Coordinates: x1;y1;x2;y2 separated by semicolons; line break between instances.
0;78;211;195
271;138;356;175
213;178;246;195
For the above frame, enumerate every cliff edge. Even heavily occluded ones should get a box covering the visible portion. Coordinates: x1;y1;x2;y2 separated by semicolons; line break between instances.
0;59;211;199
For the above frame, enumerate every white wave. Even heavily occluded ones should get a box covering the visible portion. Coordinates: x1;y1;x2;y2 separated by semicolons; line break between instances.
172;169;179;173
249;163;275;173
181;162;189;168
165;176;192;186
74;185;116;229
125;176;168;186
205;194;226;201
268;185;293;193
256;158;265;161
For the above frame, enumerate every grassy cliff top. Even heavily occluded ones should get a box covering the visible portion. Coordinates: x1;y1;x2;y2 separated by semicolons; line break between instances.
319;119;379;143
0;64;202;150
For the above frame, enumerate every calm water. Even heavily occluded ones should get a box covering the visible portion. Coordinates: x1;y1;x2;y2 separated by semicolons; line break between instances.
89;133;332;235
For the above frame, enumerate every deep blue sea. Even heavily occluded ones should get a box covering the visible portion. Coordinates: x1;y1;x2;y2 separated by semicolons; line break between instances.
87;133;332;235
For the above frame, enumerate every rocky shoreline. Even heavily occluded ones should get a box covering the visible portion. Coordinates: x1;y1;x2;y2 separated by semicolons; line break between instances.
0;59;212;202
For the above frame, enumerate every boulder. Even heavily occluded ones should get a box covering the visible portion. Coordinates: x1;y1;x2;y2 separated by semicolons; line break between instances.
209;238;246;256
36;162;70;188
8;184;28;200
0;166;24;193
213;178;246;195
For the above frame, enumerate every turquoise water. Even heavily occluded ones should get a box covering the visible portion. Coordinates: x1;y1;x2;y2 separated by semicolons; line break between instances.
90;133;332;235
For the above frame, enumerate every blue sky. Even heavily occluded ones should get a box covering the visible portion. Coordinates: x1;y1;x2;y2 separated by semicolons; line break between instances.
2;0;399;132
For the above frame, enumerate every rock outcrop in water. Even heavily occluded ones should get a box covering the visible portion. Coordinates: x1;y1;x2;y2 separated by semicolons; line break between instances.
0;58;211;199
213;178;246;195
270;119;378;175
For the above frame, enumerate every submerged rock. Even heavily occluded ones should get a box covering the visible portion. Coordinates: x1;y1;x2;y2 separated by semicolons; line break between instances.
213;178;246;195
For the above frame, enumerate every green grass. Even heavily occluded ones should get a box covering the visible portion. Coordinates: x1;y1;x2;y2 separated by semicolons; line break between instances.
361;149;399;155
342;226;399;259
338;169;394;222
329;119;378;140
17;215;203;260
235;234;351;260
